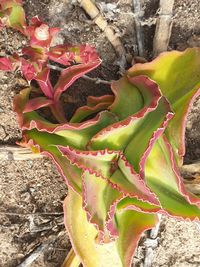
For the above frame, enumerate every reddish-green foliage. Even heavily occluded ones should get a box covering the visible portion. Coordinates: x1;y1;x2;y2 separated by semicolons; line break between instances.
1;1;200;266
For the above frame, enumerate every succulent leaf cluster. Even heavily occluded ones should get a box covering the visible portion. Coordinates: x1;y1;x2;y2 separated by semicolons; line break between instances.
1;1;200;266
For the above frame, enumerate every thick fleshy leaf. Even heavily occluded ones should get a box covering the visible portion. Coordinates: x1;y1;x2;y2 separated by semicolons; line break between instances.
90;96;173;173
21;58;38;81
1;0;26;32
13;87;31;127
13;88;118;150
117;196;160;213
47;45;74;66
0;57;13;71
109;155;160;206
54;60;101;102
48;44;99;65
64;189;123;267
55;112;118;150
70;101;113;123
74;44;100;63
23;130;82;192
89;75;164;151
82;170;121;233
58;146;160;207
127;48;200;161
109;75;161;120
70;95;114;123
113;207;158;267
13;88;118;142
124;97;173;173
165;89;200;162
58;147;120;177
24;97;53;112
145;136;200;219
87;95;114;107
22;46;46;62
35;67;53;98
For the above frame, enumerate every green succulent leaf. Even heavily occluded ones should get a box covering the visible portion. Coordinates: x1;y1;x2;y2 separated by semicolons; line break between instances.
145;136;200;219
64;189;123;267
117;196;160;213
55;111;118;150
114;207;158;267
64;190;159;267
90;95;173;173
1;0;26;32
57;147;120;178
127;48;200;162
70;101;113;123
109;75;161;120
109;155;160;206
82;170;121;233
87;95;114;107
25;129;82;193
54;60;101;102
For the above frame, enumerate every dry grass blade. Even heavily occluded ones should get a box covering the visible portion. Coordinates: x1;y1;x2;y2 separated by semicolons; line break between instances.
61;248;81;267
153;0;175;57
77;0;126;72
0;145;43;160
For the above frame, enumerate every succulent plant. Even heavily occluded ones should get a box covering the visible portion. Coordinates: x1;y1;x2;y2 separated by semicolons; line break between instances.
1;1;200;266
14;47;200;266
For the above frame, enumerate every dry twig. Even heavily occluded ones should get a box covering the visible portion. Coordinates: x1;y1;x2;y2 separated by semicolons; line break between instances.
132;0;145;57
16;243;47;267
16;231;65;267
77;0;127;72
153;0;175;57
47;64;112;85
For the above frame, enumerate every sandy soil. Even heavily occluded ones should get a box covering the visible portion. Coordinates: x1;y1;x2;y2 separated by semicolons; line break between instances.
0;0;200;266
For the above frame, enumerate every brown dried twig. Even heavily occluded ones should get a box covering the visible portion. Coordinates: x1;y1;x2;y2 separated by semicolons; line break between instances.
77;0;127;72
153;0;175;57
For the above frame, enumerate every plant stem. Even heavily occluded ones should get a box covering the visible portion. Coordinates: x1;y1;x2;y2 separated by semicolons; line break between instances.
77;0;127;72
61;248;81;267
47;64;112;85
153;0;175;57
